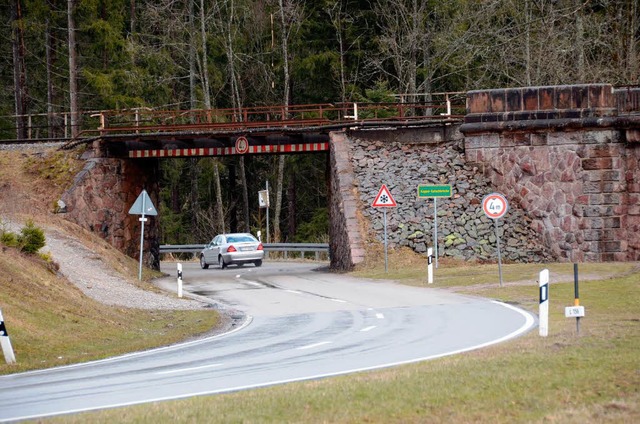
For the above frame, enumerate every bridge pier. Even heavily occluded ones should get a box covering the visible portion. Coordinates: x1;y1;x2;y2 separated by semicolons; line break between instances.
61;150;161;270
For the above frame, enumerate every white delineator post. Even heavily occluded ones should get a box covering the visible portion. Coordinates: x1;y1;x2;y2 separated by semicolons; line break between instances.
539;269;550;337
177;263;183;298
427;247;434;284
0;308;16;364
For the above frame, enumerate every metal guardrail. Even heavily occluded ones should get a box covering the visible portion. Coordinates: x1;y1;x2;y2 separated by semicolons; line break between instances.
159;243;330;261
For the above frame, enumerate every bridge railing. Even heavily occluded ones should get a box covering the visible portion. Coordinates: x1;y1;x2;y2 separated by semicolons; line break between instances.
159;243;330;261
0;93;467;141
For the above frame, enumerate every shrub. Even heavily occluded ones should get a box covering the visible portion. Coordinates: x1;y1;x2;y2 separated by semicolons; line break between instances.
1;230;19;247
18;220;46;254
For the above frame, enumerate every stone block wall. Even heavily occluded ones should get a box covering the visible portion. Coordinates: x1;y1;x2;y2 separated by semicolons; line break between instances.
332;127;553;264
462;84;640;262
61;154;161;269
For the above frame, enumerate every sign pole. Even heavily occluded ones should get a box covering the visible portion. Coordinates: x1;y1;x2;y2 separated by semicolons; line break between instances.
138;194;146;281
383;208;388;273
539;269;549;337
128;189;158;281
266;181;270;244
372;184;397;274
434;198;438;269
482;193;509;288
495;218;503;288
574;263;581;335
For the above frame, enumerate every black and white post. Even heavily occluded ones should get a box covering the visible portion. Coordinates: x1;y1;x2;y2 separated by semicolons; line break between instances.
427;247;434;284
177;263;183;298
539;269;549;337
0;308;16;364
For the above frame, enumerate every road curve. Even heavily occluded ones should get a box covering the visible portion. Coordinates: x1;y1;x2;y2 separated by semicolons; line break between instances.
0;262;535;422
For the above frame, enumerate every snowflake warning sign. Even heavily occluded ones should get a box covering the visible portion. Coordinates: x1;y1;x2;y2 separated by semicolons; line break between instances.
372;184;397;208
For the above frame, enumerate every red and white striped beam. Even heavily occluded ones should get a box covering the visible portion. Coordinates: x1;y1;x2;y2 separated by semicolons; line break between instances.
128;142;329;158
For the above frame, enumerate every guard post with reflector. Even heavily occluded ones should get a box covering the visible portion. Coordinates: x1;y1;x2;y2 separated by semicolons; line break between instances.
539;269;549;337
0;308;16;364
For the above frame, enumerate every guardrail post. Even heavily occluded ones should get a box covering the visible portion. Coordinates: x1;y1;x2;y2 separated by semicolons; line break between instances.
0;308;16;364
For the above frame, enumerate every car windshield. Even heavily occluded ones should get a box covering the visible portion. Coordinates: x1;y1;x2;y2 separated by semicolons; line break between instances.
226;235;256;243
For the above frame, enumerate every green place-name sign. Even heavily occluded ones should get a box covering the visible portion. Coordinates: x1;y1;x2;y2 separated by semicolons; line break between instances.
417;184;452;198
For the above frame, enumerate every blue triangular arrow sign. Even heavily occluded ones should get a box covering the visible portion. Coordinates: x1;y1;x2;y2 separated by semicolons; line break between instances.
129;189;158;216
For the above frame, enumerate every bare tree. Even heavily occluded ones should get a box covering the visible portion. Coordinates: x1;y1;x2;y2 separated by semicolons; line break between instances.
11;0;28;139
67;0;79;137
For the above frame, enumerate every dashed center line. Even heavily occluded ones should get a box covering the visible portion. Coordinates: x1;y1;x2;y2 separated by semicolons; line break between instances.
296;341;332;350
285;289;303;294
156;363;224;375
360;326;377;332
376;313;385;319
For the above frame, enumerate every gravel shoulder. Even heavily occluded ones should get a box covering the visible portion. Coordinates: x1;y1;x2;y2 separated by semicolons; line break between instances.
36;224;209;310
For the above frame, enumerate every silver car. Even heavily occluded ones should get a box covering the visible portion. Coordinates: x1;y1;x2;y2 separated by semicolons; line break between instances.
200;233;264;269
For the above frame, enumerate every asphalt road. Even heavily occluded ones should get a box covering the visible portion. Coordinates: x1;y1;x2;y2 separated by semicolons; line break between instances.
0;261;535;422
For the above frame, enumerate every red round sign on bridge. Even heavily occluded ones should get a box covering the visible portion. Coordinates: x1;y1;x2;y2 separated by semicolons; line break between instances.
482;192;509;220
235;136;249;154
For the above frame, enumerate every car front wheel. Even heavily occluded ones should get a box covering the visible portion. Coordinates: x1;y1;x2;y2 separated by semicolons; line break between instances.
200;255;209;269
218;255;227;269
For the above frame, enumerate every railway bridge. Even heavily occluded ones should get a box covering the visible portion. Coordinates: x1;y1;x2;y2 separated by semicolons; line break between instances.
7;84;639;270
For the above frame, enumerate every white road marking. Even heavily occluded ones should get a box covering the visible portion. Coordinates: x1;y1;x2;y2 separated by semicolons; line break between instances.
156;363;224;375
330;298;347;303
360;326;376;332
376;313;384;319
296;341;332;350
285;289;303;294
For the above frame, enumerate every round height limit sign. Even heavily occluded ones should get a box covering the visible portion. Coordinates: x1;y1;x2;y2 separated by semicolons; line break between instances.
482;192;509;220
482;192;509;287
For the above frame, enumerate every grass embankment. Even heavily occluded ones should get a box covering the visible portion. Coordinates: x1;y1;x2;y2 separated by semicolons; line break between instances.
53;252;640;423
0;149;219;374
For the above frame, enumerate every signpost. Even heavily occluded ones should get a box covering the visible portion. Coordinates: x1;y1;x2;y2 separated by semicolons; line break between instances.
482;192;508;287
565;263;585;334
417;184;452;268
372;184;397;273
129;189;158;280
259;183;270;243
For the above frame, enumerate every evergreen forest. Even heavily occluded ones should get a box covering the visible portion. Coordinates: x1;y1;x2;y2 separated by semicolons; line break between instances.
3;0;638;244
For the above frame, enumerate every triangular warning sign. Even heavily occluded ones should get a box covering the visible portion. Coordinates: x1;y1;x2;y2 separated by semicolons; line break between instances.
372;184;397;207
129;189;158;216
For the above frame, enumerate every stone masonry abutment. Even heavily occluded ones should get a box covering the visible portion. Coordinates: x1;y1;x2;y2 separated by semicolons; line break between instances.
61;144;161;270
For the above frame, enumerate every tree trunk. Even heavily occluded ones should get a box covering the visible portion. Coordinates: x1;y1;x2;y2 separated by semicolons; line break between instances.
11;0;28;140
287;173;296;241
274;0;291;242
46;8;59;139
189;0;197;111
239;156;250;232
67;0;79;138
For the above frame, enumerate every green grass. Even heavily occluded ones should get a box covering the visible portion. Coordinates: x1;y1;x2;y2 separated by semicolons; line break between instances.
47;257;640;423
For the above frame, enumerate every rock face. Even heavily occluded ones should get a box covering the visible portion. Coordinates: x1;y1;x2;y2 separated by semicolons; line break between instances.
344;129;553;263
